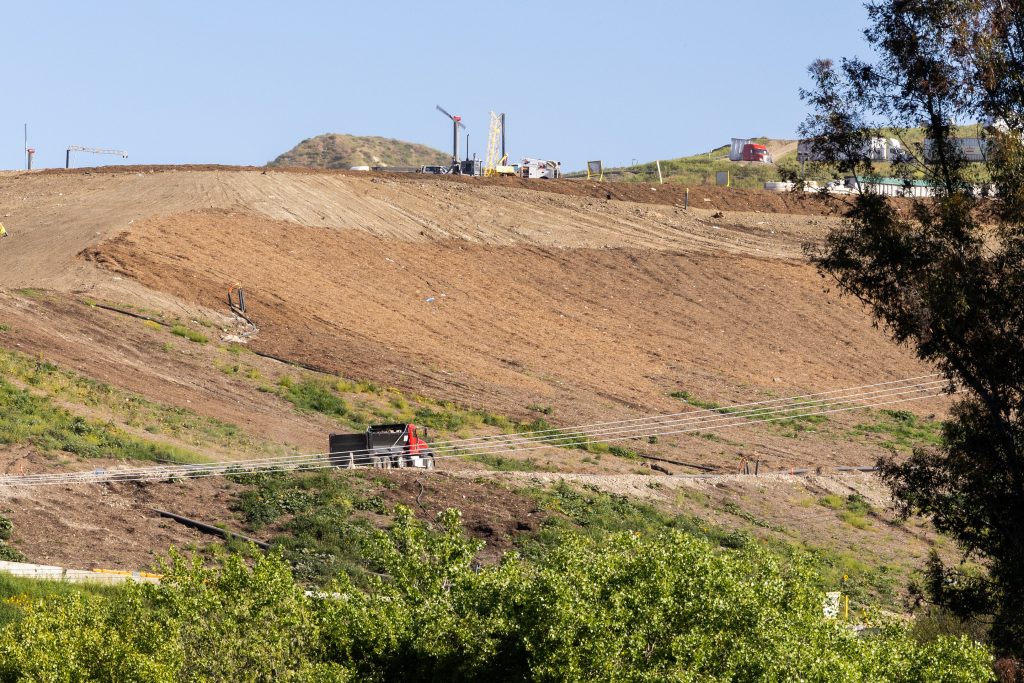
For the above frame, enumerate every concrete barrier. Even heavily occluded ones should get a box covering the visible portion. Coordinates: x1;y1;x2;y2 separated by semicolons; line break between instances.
0;560;161;585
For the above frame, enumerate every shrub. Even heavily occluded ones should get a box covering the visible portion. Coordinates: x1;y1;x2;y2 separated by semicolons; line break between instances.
0;511;994;681
169;325;208;344
278;379;348;419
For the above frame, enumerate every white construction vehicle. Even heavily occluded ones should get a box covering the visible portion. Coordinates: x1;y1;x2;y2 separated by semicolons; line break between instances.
520;158;561;179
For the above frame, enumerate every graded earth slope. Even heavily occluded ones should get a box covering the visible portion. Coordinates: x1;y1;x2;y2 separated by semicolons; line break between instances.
0;166;953;590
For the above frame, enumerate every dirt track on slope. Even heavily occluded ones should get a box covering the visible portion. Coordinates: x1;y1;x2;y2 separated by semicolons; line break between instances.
0;168;846;293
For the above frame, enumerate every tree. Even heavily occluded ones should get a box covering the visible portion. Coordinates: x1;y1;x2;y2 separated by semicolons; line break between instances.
800;0;1024;655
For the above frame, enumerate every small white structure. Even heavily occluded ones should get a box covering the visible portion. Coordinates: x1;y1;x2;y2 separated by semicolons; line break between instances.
797;137;906;163
923;137;987;162
521;158;561;179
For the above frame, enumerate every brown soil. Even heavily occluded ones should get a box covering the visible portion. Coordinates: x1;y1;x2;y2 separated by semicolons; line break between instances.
0;449;247;570
0;165;949;575
87;209;940;432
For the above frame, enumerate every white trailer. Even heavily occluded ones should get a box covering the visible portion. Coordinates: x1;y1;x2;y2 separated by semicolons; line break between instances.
729;138;750;162
797;137;906;163
924;137;987;162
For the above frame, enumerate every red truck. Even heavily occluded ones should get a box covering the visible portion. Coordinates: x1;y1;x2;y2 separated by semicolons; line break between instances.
741;143;770;162
729;138;773;164
329;423;435;469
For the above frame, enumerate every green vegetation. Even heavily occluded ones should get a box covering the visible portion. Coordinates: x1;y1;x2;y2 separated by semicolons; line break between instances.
229;471;386;584
670;389;829;436
269;133;449;170
849;409;943;451
277;376;349;419
0;574;120;628
0;324;9;333
169;324;208;344
464;454;554;472
669;389;722;410
0;513;992;681
819;494;874;530
0;348;284;457
570;140;803;189
0;378;204;463
267;371;635;465
0;516;24;562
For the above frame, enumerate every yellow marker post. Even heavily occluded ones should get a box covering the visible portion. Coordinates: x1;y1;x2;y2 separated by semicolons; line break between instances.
842;574;849;621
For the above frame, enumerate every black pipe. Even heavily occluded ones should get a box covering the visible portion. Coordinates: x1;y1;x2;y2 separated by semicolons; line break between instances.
88;301;167;325
637;453;718;472
153;508;270;550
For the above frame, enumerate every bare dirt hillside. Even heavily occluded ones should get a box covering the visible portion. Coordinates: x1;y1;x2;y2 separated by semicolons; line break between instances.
0;165;940;435
87;208;931;426
0;166;950;578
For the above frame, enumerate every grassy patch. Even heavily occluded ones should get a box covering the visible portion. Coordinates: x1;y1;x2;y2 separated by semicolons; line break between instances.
840;510;871;530
848;409;943;451
0;574;122;628
0;324;9;333
521;482;751;553
670;390;829;436
819;493;873;529
465;454;554;472
669;390;721;410
0;348;283;457
0;378;204;463
819;494;845;510
277;376;349;419
229;471;384;584
720;500;783;532
170;325;208;344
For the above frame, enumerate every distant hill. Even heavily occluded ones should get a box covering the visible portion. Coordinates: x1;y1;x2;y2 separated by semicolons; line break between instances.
269;134;449;169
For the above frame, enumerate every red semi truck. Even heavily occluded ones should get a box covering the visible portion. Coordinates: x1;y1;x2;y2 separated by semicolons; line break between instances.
729;138;773;164
741;143;770;162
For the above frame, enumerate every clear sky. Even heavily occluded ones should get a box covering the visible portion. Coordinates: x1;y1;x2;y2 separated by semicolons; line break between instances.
3;1;873;172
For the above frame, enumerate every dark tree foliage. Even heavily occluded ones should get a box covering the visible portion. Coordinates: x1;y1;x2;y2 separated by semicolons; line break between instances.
801;0;1024;655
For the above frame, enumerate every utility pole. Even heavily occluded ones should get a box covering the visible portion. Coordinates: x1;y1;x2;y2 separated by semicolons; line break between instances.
23;124;27;170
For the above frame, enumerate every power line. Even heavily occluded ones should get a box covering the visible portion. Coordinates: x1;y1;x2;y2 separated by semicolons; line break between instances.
0;378;943;485
0;378;946;487
0;382;944;485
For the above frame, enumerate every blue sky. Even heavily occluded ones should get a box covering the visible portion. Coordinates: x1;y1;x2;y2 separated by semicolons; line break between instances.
3;1;872;172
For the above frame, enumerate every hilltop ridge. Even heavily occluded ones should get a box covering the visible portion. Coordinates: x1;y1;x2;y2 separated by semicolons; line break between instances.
269;133;449;169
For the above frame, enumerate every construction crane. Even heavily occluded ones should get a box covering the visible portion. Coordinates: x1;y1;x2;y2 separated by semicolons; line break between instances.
65;145;128;169
484;112;516;177
436;105;465;173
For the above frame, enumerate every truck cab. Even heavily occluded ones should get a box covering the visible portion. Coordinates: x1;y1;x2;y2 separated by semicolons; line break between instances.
741;143;771;163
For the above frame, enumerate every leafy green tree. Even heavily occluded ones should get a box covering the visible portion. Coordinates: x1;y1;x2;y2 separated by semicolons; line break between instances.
0;509;994;681
317;506;531;682
799;0;1024;656
0;550;346;682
